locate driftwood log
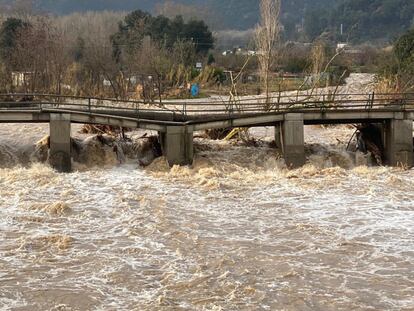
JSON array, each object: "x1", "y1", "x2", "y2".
[
  {"x1": 356, "y1": 124, "x2": 385, "y2": 165},
  {"x1": 80, "y1": 125, "x2": 131, "y2": 137},
  {"x1": 204, "y1": 128, "x2": 233, "y2": 140}
]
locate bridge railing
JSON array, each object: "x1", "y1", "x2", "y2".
[
  {"x1": 0, "y1": 93, "x2": 183, "y2": 115},
  {"x1": 164, "y1": 92, "x2": 414, "y2": 115},
  {"x1": 0, "y1": 92, "x2": 414, "y2": 118}
]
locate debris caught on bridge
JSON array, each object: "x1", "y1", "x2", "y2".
[
  {"x1": 79, "y1": 124, "x2": 131, "y2": 138},
  {"x1": 354, "y1": 124, "x2": 384, "y2": 165},
  {"x1": 204, "y1": 128, "x2": 233, "y2": 140},
  {"x1": 34, "y1": 133, "x2": 162, "y2": 168}
]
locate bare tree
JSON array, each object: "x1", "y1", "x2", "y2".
[
  {"x1": 53, "y1": 12, "x2": 127, "y2": 97},
  {"x1": 310, "y1": 41, "x2": 326, "y2": 77},
  {"x1": 12, "y1": 17, "x2": 49, "y2": 92},
  {"x1": 255, "y1": 0, "x2": 281, "y2": 109},
  {"x1": 136, "y1": 38, "x2": 172, "y2": 103},
  {"x1": 11, "y1": 17, "x2": 71, "y2": 93}
]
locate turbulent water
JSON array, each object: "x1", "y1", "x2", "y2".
[{"x1": 0, "y1": 121, "x2": 413, "y2": 311}]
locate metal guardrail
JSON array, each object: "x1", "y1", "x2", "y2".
[{"x1": 0, "y1": 93, "x2": 413, "y2": 119}]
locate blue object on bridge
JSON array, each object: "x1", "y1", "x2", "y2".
[{"x1": 191, "y1": 84, "x2": 199, "y2": 97}]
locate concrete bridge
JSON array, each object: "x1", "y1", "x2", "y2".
[{"x1": 0, "y1": 93, "x2": 413, "y2": 172}]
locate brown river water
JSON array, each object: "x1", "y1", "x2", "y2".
[{"x1": 0, "y1": 122, "x2": 413, "y2": 311}]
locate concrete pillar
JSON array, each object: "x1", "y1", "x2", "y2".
[
  {"x1": 282, "y1": 113, "x2": 306, "y2": 168},
  {"x1": 160, "y1": 126, "x2": 193, "y2": 167},
  {"x1": 274, "y1": 122, "x2": 282, "y2": 150},
  {"x1": 49, "y1": 114, "x2": 71, "y2": 172},
  {"x1": 385, "y1": 117, "x2": 413, "y2": 167}
]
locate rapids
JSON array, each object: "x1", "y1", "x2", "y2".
[{"x1": 0, "y1": 122, "x2": 413, "y2": 310}]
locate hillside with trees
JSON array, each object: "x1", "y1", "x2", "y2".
[
  {"x1": 303, "y1": 0, "x2": 414, "y2": 43},
  {"x1": 1, "y1": 0, "x2": 413, "y2": 43},
  {"x1": 8, "y1": 0, "x2": 336, "y2": 31}
]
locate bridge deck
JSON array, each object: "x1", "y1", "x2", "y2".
[
  {"x1": 1, "y1": 93, "x2": 413, "y2": 170},
  {"x1": 0, "y1": 93, "x2": 413, "y2": 131}
]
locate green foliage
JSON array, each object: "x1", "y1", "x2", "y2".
[
  {"x1": 377, "y1": 28, "x2": 414, "y2": 92},
  {"x1": 331, "y1": 0, "x2": 414, "y2": 43},
  {"x1": 303, "y1": 9, "x2": 329, "y2": 41},
  {"x1": 5, "y1": 0, "x2": 412, "y2": 43},
  {"x1": 207, "y1": 53, "x2": 215, "y2": 65},
  {"x1": 212, "y1": 67, "x2": 225, "y2": 84},
  {"x1": 394, "y1": 28, "x2": 414, "y2": 70},
  {"x1": 183, "y1": 19, "x2": 214, "y2": 54},
  {"x1": 284, "y1": 57, "x2": 310, "y2": 74},
  {"x1": 380, "y1": 29, "x2": 414, "y2": 77},
  {"x1": 2, "y1": 0, "x2": 337, "y2": 33},
  {"x1": 112, "y1": 10, "x2": 214, "y2": 61},
  {"x1": 300, "y1": 0, "x2": 414, "y2": 43},
  {"x1": 0, "y1": 18, "x2": 30, "y2": 67},
  {"x1": 196, "y1": 66, "x2": 225, "y2": 85}
]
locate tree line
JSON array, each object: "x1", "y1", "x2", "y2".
[
  {"x1": 0, "y1": 3, "x2": 412, "y2": 100},
  {"x1": 0, "y1": 10, "x2": 213, "y2": 99},
  {"x1": 1, "y1": 0, "x2": 412, "y2": 44}
]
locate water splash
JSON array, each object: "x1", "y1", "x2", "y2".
[{"x1": 0, "y1": 124, "x2": 412, "y2": 310}]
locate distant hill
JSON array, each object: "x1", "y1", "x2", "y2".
[
  {"x1": 208, "y1": 0, "x2": 338, "y2": 30},
  {"x1": 1, "y1": 0, "x2": 412, "y2": 42},
  {"x1": 2, "y1": 0, "x2": 338, "y2": 30},
  {"x1": 332, "y1": 0, "x2": 414, "y2": 43}
]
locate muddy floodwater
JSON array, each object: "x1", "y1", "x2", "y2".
[{"x1": 0, "y1": 122, "x2": 413, "y2": 311}]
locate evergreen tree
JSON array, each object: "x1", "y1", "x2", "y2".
[
  {"x1": 0, "y1": 18, "x2": 30, "y2": 68},
  {"x1": 112, "y1": 10, "x2": 214, "y2": 61}
]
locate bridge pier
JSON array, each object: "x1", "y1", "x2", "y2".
[
  {"x1": 280, "y1": 114, "x2": 306, "y2": 168},
  {"x1": 49, "y1": 114, "x2": 71, "y2": 173},
  {"x1": 274, "y1": 123, "x2": 282, "y2": 150},
  {"x1": 384, "y1": 116, "x2": 413, "y2": 167},
  {"x1": 159, "y1": 126, "x2": 193, "y2": 167}
]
